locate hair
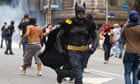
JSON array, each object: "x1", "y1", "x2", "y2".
[
  {"x1": 24, "y1": 14, "x2": 29, "y2": 19},
  {"x1": 11, "y1": 20, "x2": 15, "y2": 24},
  {"x1": 29, "y1": 18, "x2": 36, "y2": 25},
  {"x1": 4, "y1": 22, "x2": 7, "y2": 24},
  {"x1": 47, "y1": 23, "x2": 53, "y2": 28}
]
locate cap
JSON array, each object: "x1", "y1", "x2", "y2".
[{"x1": 129, "y1": 10, "x2": 139, "y2": 22}]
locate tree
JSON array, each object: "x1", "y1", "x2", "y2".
[
  {"x1": 135, "y1": 0, "x2": 140, "y2": 15},
  {"x1": 129, "y1": 0, "x2": 140, "y2": 15},
  {"x1": 0, "y1": 0, "x2": 12, "y2": 4}
]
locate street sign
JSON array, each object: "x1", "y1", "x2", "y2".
[
  {"x1": 51, "y1": 4, "x2": 59, "y2": 8},
  {"x1": 107, "y1": 13, "x2": 115, "y2": 18},
  {"x1": 122, "y1": 3, "x2": 129, "y2": 11},
  {"x1": 50, "y1": 4, "x2": 64, "y2": 11}
]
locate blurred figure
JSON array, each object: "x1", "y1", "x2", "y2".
[
  {"x1": 121, "y1": 10, "x2": 140, "y2": 84},
  {"x1": 99, "y1": 27, "x2": 105, "y2": 49},
  {"x1": 110, "y1": 23, "x2": 121, "y2": 58},
  {"x1": 41, "y1": 23, "x2": 53, "y2": 46},
  {"x1": 18, "y1": 14, "x2": 30, "y2": 57},
  {"x1": 1, "y1": 22, "x2": 7, "y2": 48},
  {"x1": 119, "y1": 24, "x2": 126, "y2": 58},
  {"x1": 83, "y1": 14, "x2": 98, "y2": 72},
  {"x1": 18, "y1": 14, "x2": 32, "y2": 68},
  {"x1": 4, "y1": 20, "x2": 15, "y2": 55}
]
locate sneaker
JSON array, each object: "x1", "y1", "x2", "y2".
[
  {"x1": 104, "y1": 61, "x2": 108, "y2": 64},
  {"x1": 9, "y1": 52, "x2": 14, "y2": 55},
  {"x1": 37, "y1": 71, "x2": 42, "y2": 76},
  {"x1": 64, "y1": 77, "x2": 70, "y2": 81},
  {"x1": 84, "y1": 68, "x2": 90, "y2": 73},
  {"x1": 4, "y1": 52, "x2": 8, "y2": 55},
  {"x1": 19, "y1": 66, "x2": 23, "y2": 70},
  {"x1": 69, "y1": 79, "x2": 75, "y2": 83},
  {"x1": 19, "y1": 67, "x2": 26, "y2": 74}
]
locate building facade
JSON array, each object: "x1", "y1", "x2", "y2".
[
  {"x1": 45, "y1": 0, "x2": 129, "y2": 26},
  {"x1": 26, "y1": 0, "x2": 129, "y2": 26}
]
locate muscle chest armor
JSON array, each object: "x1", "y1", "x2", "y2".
[{"x1": 67, "y1": 24, "x2": 90, "y2": 46}]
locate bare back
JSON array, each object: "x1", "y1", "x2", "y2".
[{"x1": 26, "y1": 25, "x2": 43, "y2": 43}]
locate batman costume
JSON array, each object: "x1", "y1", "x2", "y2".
[{"x1": 39, "y1": 2, "x2": 97, "y2": 84}]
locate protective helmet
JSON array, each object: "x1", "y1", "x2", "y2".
[
  {"x1": 129, "y1": 10, "x2": 139, "y2": 22},
  {"x1": 75, "y1": 2, "x2": 86, "y2": 16},
  {"x1": 104, "y1": 24, "x2": 111, "y2": 32}
]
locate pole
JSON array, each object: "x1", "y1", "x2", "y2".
[
  {"x1": 105, "y1": 0, "x2": 109, "y2": 24},
  {"x1": 47, "y1": 0, "x2": 51, "y2": 24}
]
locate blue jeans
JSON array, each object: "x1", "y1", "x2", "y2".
[
  {"x1": 22, "y1": 40, "x2": 28, "y2": 57},
  {"x1": 123, "y1": 52, "x2": 140, "y2": 84}
]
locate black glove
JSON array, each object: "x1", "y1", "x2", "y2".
[{"x1": 88, "y1": 48, "x2": 96, "y2": 54}]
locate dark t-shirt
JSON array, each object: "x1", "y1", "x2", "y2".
[
  {"x1": 18, "y1": 21, "x2": 30, "y2": 37},
  {"x1": 104, "y1": 33, "x2": 111, "y2": 45},
  {"x1": 5, "y1": 24, "x2": 15, "y2": 40},
  {"x1": 1, "y1": 25, "x2": 7, "y2": 38}
]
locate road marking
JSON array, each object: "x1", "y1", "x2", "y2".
[
  {"x1": 89, "y1": 69, "x2": 123, "y2": 80},
  {"x1": 83, "y1": 77, "x2": 113, "y2": 84}
]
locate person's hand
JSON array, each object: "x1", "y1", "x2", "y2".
[
  {"x1": 46, "y1": 28, "x2": 50, "y2": 34},
  {"x1": 19, "y1": 41, "x2": 22, "y2": 48}
]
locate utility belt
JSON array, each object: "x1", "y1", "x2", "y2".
[{"x1": 67, "y1": 45, "x2": 89, "y2": 51}]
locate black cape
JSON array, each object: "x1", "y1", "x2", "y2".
[
  {"x1": 38, "y1": 28, "x2": 68, "y2": 70},
  {"x1": 138, "y1": 68, "x2": 140, "y2": 80}
]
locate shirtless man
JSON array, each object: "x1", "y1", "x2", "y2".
[{"x1": 19, "y1": 18, "x2": 43, "y2": 76}]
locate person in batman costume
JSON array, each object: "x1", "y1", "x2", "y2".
[
  {"x1": 55, "y1": 2, "x2": 97, "y2": 84},
  {"x1": 39, "y1": 2, "x2": 97, "y2": 84}
]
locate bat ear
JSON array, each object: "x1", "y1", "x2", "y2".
[{"x1": 83, "y1": 2, "x2": 86, "y2": 8}]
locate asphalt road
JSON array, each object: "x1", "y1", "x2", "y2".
[{"x1": 0, "y1": 48, "x2": 127, "y2": 84}]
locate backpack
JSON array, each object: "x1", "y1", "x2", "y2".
[{"x1": 4, "y1": 27, "x2": 11, "y2": 36}]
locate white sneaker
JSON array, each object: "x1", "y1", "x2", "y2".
[
  {"x1": 37, "y1": 71, "x2": 42, "y2": 76},
  {"x1": 104, "y1": 61, "x2": 109, "y2": 64},
  {"x1": 19, "y1": 67, "x2": 26, "y2": 74},
  {"x1": 84, "y1": 68, "x2": 90, "y2": 73},
  {"x1": 64, "y1": 77, "x2": 70, "y2": 81}
]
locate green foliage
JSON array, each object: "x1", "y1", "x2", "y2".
[
  {"x1": 0, "y1": 0, "x2": 11, "y2": 4},
  {"x1": 122, "y1": 0, "x2": 130, "y2": 4},
  {"x1": 135, "y1": 0, "x2": 140, "y2": 15},
  {"x1": 135, "y1": 0, "x2": 140, "y2": 6}
]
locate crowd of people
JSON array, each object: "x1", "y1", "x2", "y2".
[
  {"x1": 99, "y1": 23, "x2": 124, "y2": 64},
  {"x1": 98, "y1": 10, "x2": 140, "y2": 84},
  {"x1": 0, "y1": 2, "x2": 140, "y2": 84}
]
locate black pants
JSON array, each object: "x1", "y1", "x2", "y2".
[
  {"x1": 68, "y1": 50, "x2": 88, "y2": 84},
  {"x1": 5, "y1": 38, "x2": 13, "y2": 53},
  {"x1": 1, "y1": 36, "x2": 5, "y2": 48},
  {"x1": 103, "y1": 43, "x2": 111, "y2": 61}
]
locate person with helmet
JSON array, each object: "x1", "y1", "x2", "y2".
[
  {"x1": 102, "y1": 23, "x2": 112, "y2": 64},
  {"x1": 55, "y1": 2, "x2": 97, "y2": 84}
]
